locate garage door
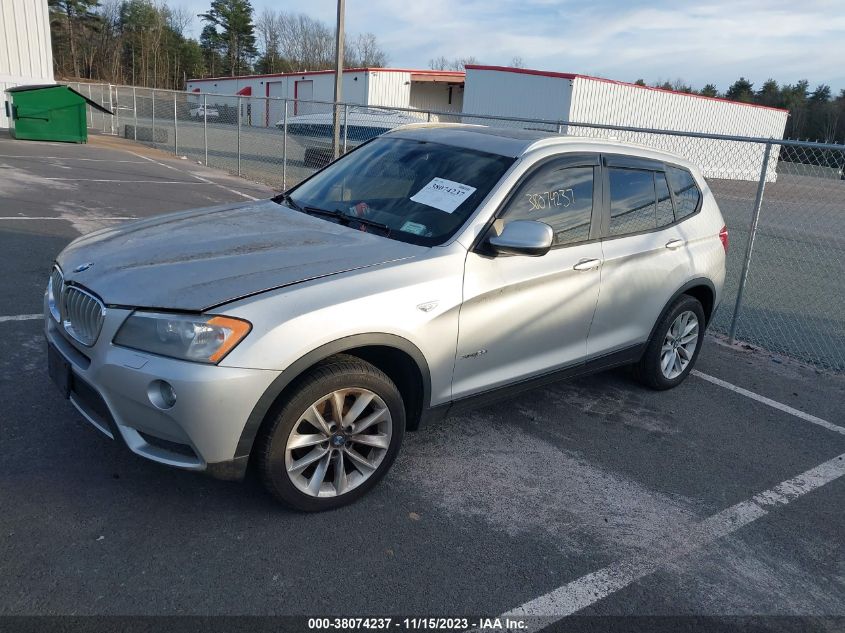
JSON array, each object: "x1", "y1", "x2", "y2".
[{"x1": 295, "y1": 80, "x2": 314, "y2": 115}]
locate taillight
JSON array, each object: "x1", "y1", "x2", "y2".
[{"x1": 719, "y1": 225, "x2": 729, "y2": 253}]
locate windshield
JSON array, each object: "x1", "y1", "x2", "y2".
[{"x1": 281, "y1": 136, "x2": 515, "y2": 246}]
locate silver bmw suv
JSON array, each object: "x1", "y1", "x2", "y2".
[{"x1": 45, "y1": 125, "x2": 727, "y2": 511}]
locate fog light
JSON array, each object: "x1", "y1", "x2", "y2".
[{"x1": 148, "y1": 380, "x2": 176, "y2": 409}]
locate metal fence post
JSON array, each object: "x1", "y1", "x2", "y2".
[
  {"x1": 113, "y1": 86, "x2": 119, "y2": 136},
  {"x1": 101, "y1": 84, "x2": 107, "y2": 133},
  {"x1": 728, "y1": 142, "x2": 773, "y2": 343},
  {"x1": 132, "y1": 86, "x2": 137, "y2": 141},
  {"x1": 173, "y1": 92, "x2": 178, "y2": 155},
  {"x1": 237, "y1": 96, "x2": 242, "y2": 176},
  {"x1": 282, "y1": 99, "x2": 288, "y2": 191},
  {"x1": 152, "y1": 89, "x2": 156, "y2": 145},
  {"x1": 86, "y1": 84, "x2": 93, "y2": 128},
  {"x1": 203, "y1": 94, "x2": 208, "y2": 165},
  {"x1": 342, "y1": 104, "x2": 349, "y2": 154}
]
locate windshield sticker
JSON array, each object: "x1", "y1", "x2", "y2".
[
  {"x1": 410, "y1": 178, "x2": 477, "y2": 214},
  {"x1": 400, "y1": 221, "x2": 430, "y2": 236}
]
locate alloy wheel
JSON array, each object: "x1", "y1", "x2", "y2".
[
  {"x1": 660, "y1": 310, "x2": 699, "y2": 379},
  {"x1": 284, "y1": 388, "x2": 392, "y2": 498}
]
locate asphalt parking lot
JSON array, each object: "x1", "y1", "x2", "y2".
[{"x1": 0, "y1": 131, "x2": 843, "y2": 629}]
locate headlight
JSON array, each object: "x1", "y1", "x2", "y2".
[{"x1": 113, "y1": 312, "x2": 251, "y2": 364}]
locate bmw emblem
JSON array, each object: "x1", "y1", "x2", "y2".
[{"x1": 73, "y1": 262, "x2": 94, "y2": 273}]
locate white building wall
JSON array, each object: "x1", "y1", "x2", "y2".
[
  {"x1": 408, "y1": 82, "x2": 463, "y2": 115},
  {"x1": 1, "y1": 0, "x2": 54, "y2": 127},
  {"x1": 569, "y1": 76, "x2": 789, "y2": 181},
  {"x1": 462, "y1": 68, "x2": 572, "y2": 127},
  {"x1": 367, "y1": 71, "x2": 411, "y2": 109},
  {"x1": 187, "y1": 70, "x2": 372, "y2": 127}
]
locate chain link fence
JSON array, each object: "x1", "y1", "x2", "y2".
[{"x1": 64, "y1": 81, "x2": 845, "y2": 373}]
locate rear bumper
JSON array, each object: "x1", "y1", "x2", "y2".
[{"x1": 45, "y1": 306, "x2": 278, "y2": 480}]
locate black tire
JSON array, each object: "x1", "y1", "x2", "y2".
[
  {"x1": 256, "y1": 354, "x2": 405, "y2": 511},
  {"x1": 634, "y1": 294, "x2": 706, "y2": 390},
  {"x1": 304, "y1": 148, "x2": 332, "y2": 169}
]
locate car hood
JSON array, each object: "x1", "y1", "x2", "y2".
[{"x1": 57, "y1": 199, "x2": 426, "y2": 311}]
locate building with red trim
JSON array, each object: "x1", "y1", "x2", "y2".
[
  {"x1": 186, "y1": 68, "x2": 465, "y2": 128},
  {"x1": 463, "y1": 65, "x2": 789, "y2": 181},
  {"x1": 186, "y1": 63, "x2": 789, "y2": 180}
]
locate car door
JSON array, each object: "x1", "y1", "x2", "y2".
[
  {"x1": 452, "y1": 154, "x2": 604, "y2": 399},
  {"x1": 586, "y1": 155, "x2": 691, "y2": 358}
]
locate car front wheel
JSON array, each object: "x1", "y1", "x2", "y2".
[
  {"x1": 256, "y1": 354, "x2": 405, "y2": 511},
  {"x1": 635, "y1": 294, "x2": 705, "y2": 390}
]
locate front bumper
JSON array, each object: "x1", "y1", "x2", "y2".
[{"x1": 45, "y1": 303, "x2": 278, "y2": 480}]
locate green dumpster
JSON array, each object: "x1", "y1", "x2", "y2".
[{"x1": 4, "y1": 84, "x2": 113, "y2": 143}]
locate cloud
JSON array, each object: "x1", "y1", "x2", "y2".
[{"x1": 186, "y1": 0, "x2": 845, "y2": 91}]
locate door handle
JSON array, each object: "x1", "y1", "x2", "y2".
[
  {"x1": 665, "y1": 239, "x2": 685, "y2": 250},
  {"x1": 573, "y1": 258, "x2": 602, "y2": 271}
]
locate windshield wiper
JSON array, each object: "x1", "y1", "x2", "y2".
[
  {"x1": 273, "y1": 191, "x2": 302, "y2": 211},
  {"x1": 303, "y1": 206, "x2": 345, "y2": 220},
  {"x1": 347, "y1": 215, "x2": 392, "y2": 236},
  {"x1": 303, "y1": 206, "x2": 391, "y2": 236}
]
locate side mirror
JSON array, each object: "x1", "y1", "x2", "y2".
[{"x1": 486, "y1": 220, "x2": 554, "y2": 257}]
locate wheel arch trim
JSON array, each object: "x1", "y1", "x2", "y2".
[
  {"x1": 234, "y1": 333, "x2": 432, "y2": 460},
  {"x1": 646, "y1": 277, "x2": 716, "y2": 347}
]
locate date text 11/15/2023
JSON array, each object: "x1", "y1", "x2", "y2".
[{"x1": 306, "y1": 616, "x2": 528, "y2": 630}]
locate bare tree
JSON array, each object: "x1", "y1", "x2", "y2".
[
  {"x1": 346, "y1": 33, "x2": 388, "y2": 67},
  {"x1": 428, "y1": 56, "x2": 479, "y2": 71},
  {"x1": 256, "y1": 7, "x2": 283, "y2": 72},
  {"x1": 509, "y1": 56, "x2": 525, "y2": 68},
  {"x1": 428, "y1": 56, "x2": 450, "y2": 70},
  {"x1": 167, "y1": 5, "x2": 193, "y2": 36}
]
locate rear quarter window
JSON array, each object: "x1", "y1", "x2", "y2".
[{"x1": 666, "y1": 166, "x2": 702, "y2": 220}]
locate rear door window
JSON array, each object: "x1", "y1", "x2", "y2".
[
  {"x1": 666, "y1": 166, "x2": 702, "y2": 220},
  {"x1": 607, "y1": 168, "x2": 657, "y2": 236}
]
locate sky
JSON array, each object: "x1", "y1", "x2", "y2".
[{"x1": 178, "y1": 0, "x2": 845, "y2": 93}]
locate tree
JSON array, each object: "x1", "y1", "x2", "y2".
[
  {"x1": 510, "y1": 56, "x2": 525, "y2": 68},
  {"x1": 199, "y1": 24, "x2": 224, "y2": 77},
  {"x1": 810, "y1": 84, "x2": 832, "y2": 103},
  {"x1": 634, "y1": 78, "x2": 646, "y2": 86},
  {"x1": 808, "y1": 84, "x2": 835, "y2": 141},
  {"x1": 199, "y1": 0, "x2": 257, "y2": 77},
  {"x1": 757, "y1": 79, "x2": 780, "y2": 107},
  {"x1": 781, "y1": 80, "x2": 809, "y2": 138},
  {"x1": 255, "y1": 8, "x2": 283, "y2": 73},
  {"x1": 346, "y1": 33, "x2": 388, "y2": 68},
  {"x1": 49, "y1": 0, "x2": 101, "y2": 78},
  {"x1": 725, "y1": 77, "x2": 754, "y2": 103},
  {"x1": 428, "y1": 56, "x2": 479, "y2": 71},
  {"x1": 700, "y1": 84, "x2": 718, "y2": 97}
]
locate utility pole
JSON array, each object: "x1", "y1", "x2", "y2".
[{"x1": 332, "y1": 0, "x2": 345, "y2": 160}]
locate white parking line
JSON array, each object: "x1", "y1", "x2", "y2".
[
  {"x1": 502, "y1": 452, "x2": 845, "y2": 629},
  {"x1": 129, "y1": 152, "x2": 259, "y2": 201},
  {"x1": 0, "y1": 314, "x2": 41, "y2": 323},
  {"x1": 0, "y1": 154, "x2": 146, "y2": 163},
  {"x1": 691, "y1": 370, "x2": 845, "y2": 436},
  {"x1": 42, "y1": 177, "x2": 217, "y2": 184},
  {"x1": 0, "y1": 217, "x2": 136, "y2": 220}
]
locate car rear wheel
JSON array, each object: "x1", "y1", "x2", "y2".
[
  {"x1": 256, "y1": 354, "x2": 405, "y2": 511},
  {"x1": 635, "y1": 294, "x2": 705, "y2": 390}
]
